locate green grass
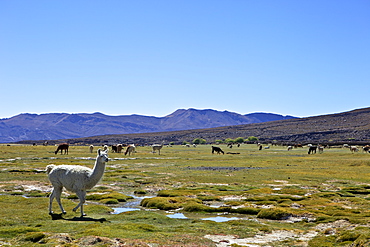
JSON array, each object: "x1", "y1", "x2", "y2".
[{"x1": 1, "y1": 144, "x2": 370, "y2": 246}]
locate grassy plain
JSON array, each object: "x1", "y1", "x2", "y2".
[{"x1": 1, "y1": 144, "x2": 370, "y2": 246}]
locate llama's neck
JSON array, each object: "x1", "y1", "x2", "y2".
[{"x1": 86, "y1": 157, "x2": 106, "y2": 188}]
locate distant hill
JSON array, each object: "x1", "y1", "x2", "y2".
[
  {"x1": 0, "y1": 109, "x2": 296, "y2": 143},
  {"x1": 44, "y1": 107, "x2": 370, "y2": 146}
]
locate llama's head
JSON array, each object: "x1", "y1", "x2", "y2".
[{"x1": 97, "y1": 149, "x2": 109, "y2": 162}]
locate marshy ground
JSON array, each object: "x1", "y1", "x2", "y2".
[{"x1": 1, "y1": 144, "x2": 370, "y2": 246}]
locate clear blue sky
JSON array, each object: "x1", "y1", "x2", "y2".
[{"x1": 1, "y1": 0, "x2": 369, "y2": 119}]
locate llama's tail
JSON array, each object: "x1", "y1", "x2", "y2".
[{"x1": 46, "y1": 164, "x2": 56, "y2": 174}]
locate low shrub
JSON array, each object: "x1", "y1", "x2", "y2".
[
  {"x1": 99, "y1": 199, "x2": 119, "y2": 204},
  {"x1": 134, "y1": 190, "x2": 147, "y2": 195},
  {"x1": 232, "y1": 207, "x2": 260, "y2": 215},
  {"x1": 22, "y1": 232, "x2": 46, "y2": 243},
  {"x1": 198, "y1": 196, "x2": 220, "y2": 201},
  {"x1": 86, "y1": 192, "x2": 133, "y2": 202},
  {"x1": 257, "y1": 208, "x2": 291, "y2": 220},
  {"x1": 182, "y1": 202, "x2": 213, "y2": 212},
  {"x1": 141, "y1": 197, "x2": 181, "y2": 210},
  {"x1": 336, "y1": 230, "x2": 361, "y2": 242}
]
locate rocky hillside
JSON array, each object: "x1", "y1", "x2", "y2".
[{"x1": 0, "y1": 109, "x2": 295, "y2": 143}]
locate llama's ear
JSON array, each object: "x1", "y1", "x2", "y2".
[{"x1": 98, "y1": 148, "x2": 101, "y2": 155}]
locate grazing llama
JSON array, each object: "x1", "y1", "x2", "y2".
[
  {"x1": 308, "y1": 146, "x2": 317, "y2": 154},
  {"x1": 116, "y1": 144, "x2": 123, "y2": 153},
  {"x1": 212, "y1": 146, "x2": 224, "y2": 154},
  {"x1": 89, "y1": 145, "x2": 94, "y2": 153},
  {"x1": 125, "y1": 144, "x2": 136, "y2": 156},
  {"x1": 55, "y1": 143, "x2": 69, "y2": 155},
  {"x1": 46, "y1": 149, "x2": 109, "y2": 217}
]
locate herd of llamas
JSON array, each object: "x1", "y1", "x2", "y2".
[{"x1": 48, "y1": 142, "x2": 369, "y2": 217}]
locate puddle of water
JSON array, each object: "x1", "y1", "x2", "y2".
[
  {"x1": 111, "y1": 195, "x2": 153, "y2": 214},
  {"x1": 202, "y1": 216, "x2": 239, "y2": 222},
  {"x1": 112, "y1": 207, "x2": 140, "y2": 214},
  {"x1": 166, "y1": 213, "x2": 188, "y2": 219},
  {"x1": 166, "y1": 213, "x2": 239, "y2": 222}
]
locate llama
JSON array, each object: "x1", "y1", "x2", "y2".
[
  {"x1": 152, "y1": 142, "x2": 164, "y2": 155},
  {"x1": 308, "y1": 146, "x2": 317, "y2": 154},
  {"x1": 89, "y1": 145, "x2": 94, "y2": 153},
  {"x1": 55, "y1": 143, "x2": 69, "y2": 155},
  {"x1": 46, "y1": 149, "x2": 109, "y2": 217},
  {"x1": 111, "y1": 145, "x2": 118, "y2": 153},
  {"x1": 125, "y1": 144, "x2": 135, "y2": 156},
  {"x1": 350, "y1": 146, "x2": 359, "y2": 153},
  {"x1": 287, "y1": 146, "x2": 293, "y2": 151},
  {"x1": 318, "y1": 145, "x2": 324, "y2": 154},
  {"x1": 212, "y1": 146, "x2": 224, "y2": 154},
  {"x1": 116, "y1": 144, "x2": 123, "y2": 153}
]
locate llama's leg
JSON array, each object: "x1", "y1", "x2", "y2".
[
  {"x1": 55, "y1": 187, "x2": 66, "y2": 214},
  {"x1": 73, "y1": 190, "x2": 87, "y2": 217},
  {"x1": 50, "y1": 186, "x2": 66, "y2": 214},
  {"x1": 49, "y1": 188, "x2": 56, "y2": 214}
]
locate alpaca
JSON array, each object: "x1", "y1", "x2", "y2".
[
  {"x1": 125, "y1": 144, "x2": 135, "y2": 156},
  {"x1": 89, "y1": 145, "x2": 94, "y2": 153},
  {"x1": 152, "y1": 142, "x2": 164, "y2": 155},
  {"x1": 55, "y1": 143, "x2": 69, "y2": 155},
  {"x1": 46, "y1": 149, "x2": 109, "y2": 217}
]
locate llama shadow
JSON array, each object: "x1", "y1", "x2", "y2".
[{"x1": 49, "y1": 213, "x2": 107, "y2": 223}]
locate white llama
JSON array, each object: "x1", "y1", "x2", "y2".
[{"x1": 46, "y1": 149, "x2": 109, "y2": 217}]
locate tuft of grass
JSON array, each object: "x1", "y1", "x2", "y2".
[
  {"x1": 257, "y1": 208, "x2": 292, "y2": 220},
  {"x1": 182, "y1": 201, "x2": 215, "y2": 212},
  {"x1": 22, "y1": 232, "x2": 46, "y2": 243},
  {"x1": 0, "y1": 227, "x2": 41, "y2": 239},
  {"x1": 141, "y1": 197, "x2": 185, "y2": 210}
]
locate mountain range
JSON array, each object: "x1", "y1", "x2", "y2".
[
  {"x1": 61, "y1": 107, "x2": 370, "y2": 146},
  {"x1": 0, "y1": 109, "x2": 296, "y2": 143}
]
